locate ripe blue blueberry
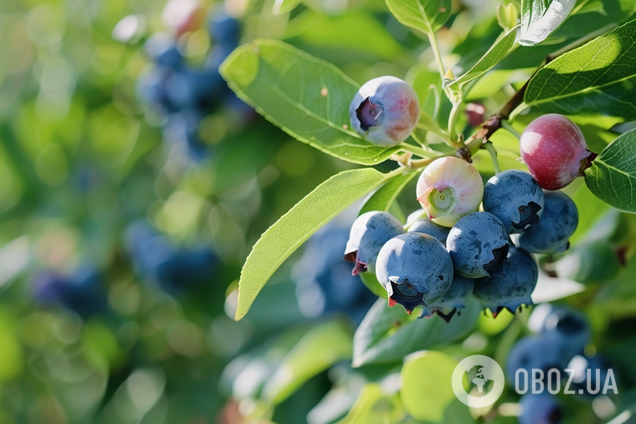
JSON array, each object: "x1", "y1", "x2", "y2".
[
  {"x1": 344, "y1": 211, "x2": 404, "y2": 275},
  {"x1": 419, "y1": 275, "x2": 474, "y2": 322},
  {"x1": 145, "y1": 36, "x2": 183, "y2": 70},
  {"x1": 516, "y1": 191, "x2": 578, "y2": 254},
  {"x1": 349, "y1": 76, "x2": 420, "y2": 147},
  {"x1": 446, "y1": 212, "x2": 509, "y2": 278},
  {"x1": 406, "y1": 209, "x2": 451, "y2": 244},
  {"x1": 483, "y1": 170, "x2": 544, "y2": 234},
  {"x1": 528, "y1": 304, "x2": 590, "y2": 357},
  {"x1": 473, "y1": 246, "x2": 538, "y2": 314},
  {"x1": 375, "y1": 232, "x2": 454, "y2": 314},
  {"x1": 506, "y1": 335, "x2": 574, "y2": 383},
  {"x1": 293, "y1": 223, "x2": 377, "y2": 324},
  {"x1": 209, "y1": 11, "x2": 241, "y2": 47},
  {"x1": 519, "y1": 393, "x2": 564, "y2": 424},
  {"x1": 124, "y1": 221, "x2": 216, "y2": 293},
  {"x1": 32, "y1": 266, "x2": 106, "y2": 318}
]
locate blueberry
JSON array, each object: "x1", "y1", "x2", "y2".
[
  {"x1": 416, "y1": 157, "x2": 484, "y2": 227},
  {"x1": 516, "y1": 191, "x2": 578, "y2": 254},
  {"x1": 446, "y1": 212, "x2": 509, "y2": 278},
  {"x1": 165, "y1": 68, "x2": 226, "y2": 112},
  {"x1": 519, "y1": 393, "x2": 564, "y2": 424},
  {"x1": 349, "y1": 76, "x2": 419, "y2": 147},
  {"x1": 144, "y1": 35, "x2": 183, "y2": 70},
  {"x1": 506, "y1": 335, "x2": 574, "y2": 383},
  {"x1": 406, "y1": 209, "x2": 451, "y2": 244},
  {"x1": 32, "y1": 266, "x2": 107, "y2": 318},
  {"x1": 375, "y1": 232, "x2": 454, "y2": 314},
  {"x1": 293, "y1": 223, "x2": 377, "y2": 323},
  {"x1": 419, "y1": 275, "x2": 474, "y2": 322},
  {"x1": 163, "y1": 109, "x2": 208, "y2": 160},
  {"x1": 344, "y1": 211, "x2": 404, "y2": 275},
  {"x1": 483, "y1": 170, "x2": 544, "y2": 234},
  {"x1": 473, "y1": 246, "x2": 538, "y2": 314},
  {"x1": 528, "y1": 304, "x2": 590, "y2": 357},
  {"x1": 567, "y1": 354, "x2": 616, "y2": 398},
  {"x1": 209, "y1": 11, "x2": 240, "y2": 47},
  {"x1": 123, "y1": 221, "x2": 216, "y2": 293}
]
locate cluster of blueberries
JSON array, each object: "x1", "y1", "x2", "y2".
[
  {"x1": 32, "y1": 266, "x2": 107, "y2": 318},
  {"x1": 137, "y1": 11, "x2": 243, "y2": 159},
  {"x1": 292, "y1": 222, "x2": 377, "y2": 324},
  {"x1": 30, "y1": 222, "x2": 217, "y2": 318},
  {"x1": 123, "y1": 221, "x2": 217, "y2": 294},
  {"x1": 343, "y1": 164, "x2": 578, "y2": 321},
  {"x1": 512, "y1": 304, "x2": 615, "y2": 424}
]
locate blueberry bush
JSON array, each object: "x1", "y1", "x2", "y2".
[{"x1": 2, "y1": 0, "x2": 636, "y2": 423}]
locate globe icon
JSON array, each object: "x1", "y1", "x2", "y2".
[{"x1": 465, "y1": 364, "x2": 494, "y2": 396}]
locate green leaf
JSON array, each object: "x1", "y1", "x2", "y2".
[
  {"x1": 524, "y1": 19, "x2": 636, "y2": 119},
  {"x1": 234, "y1": 168, "x2": 402, "y2": 320},
  {"x1": 444, "y1": 26, "x2": 519, "y2": 89},
  {"x1": 336, "y1": 384, "x2": 404, "y2": 424},
  {"x1": 273, "y1": 0, "x2": 302, "y2": 14},
  {"x1": 263, "y1": 320, "x2": 353, "y2": 404},
  {"x1": 287, "y1": 12, "x2": 404, "y2": 59},
  {"x1": 519, "y1": 0, "x2": 576, "y2": 46},
  {"x1": 385, "y1": 0, "x2": 452, "y2": 35},
  {"x1": 400, "y1": 351, "x2": 458, "y2": 422},
  {"x1": 359, "y1": 171, "x2": 417, "y2": 215},
  {"x1": 220, "y1": 39, "x2": 399, "y2": 165},
  {"x1": 353, "y1": 297, "x2": 481, "y2": 366},
  {"x1": 585, "y1": 128, "x2": 636, "y2": 213}
]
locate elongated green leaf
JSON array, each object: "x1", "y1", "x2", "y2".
[
  {"x1": 444, "y1": 26, "x2": 519, "y2": 89},
  {"x1": 353, "y1": 297, "x2": 480, "y2": 366},
  {"x1": 385, "y1": 0, "x2": 451, "y2": 35},
  {"x1": 401, "y1": 351, "x2": 458, "y2": 422},
  {"x1": 525, "y1": 19, "x2": 636, "y2": 119},
  {"x1": 519, "y1": 0, "x2": 576, "y2": 46},
  {"x1": 235, "y1": 168, "x2": 402, "y2": 320},
  {"x1": 359, "y1": 171, "x2": 417, "y2": 215},
  {"x1": 263, "y1": 320, "x2": 352, "y2": 404},
  {"x1": 220, "y1": 39, "x2": 398, "y2": 165},
  {"x1": 585, "y1": 128, "x2": 636, "y2": 213}
]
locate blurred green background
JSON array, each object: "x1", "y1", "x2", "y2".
[{"x1": 2, "y1": 0, "x2": 636, "y2": 423}]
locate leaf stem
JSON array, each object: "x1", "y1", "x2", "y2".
[
  {"x1": 447, "y1": 101, "x2": 463, "y2": 144},
  {"x1": 501, "y1": 121, "x2": 520, "y2": 139},
  {"x1": 427, "y1": 31, "x2": 446, "y2": 81},
  {"x1": 484, "y1": 142, "x2": 501, "y2": 174}
]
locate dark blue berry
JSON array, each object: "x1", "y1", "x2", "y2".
[
  {"x1": 407, "y1": 209, "x2": 451, "y2": 244},
  {"x1": 446, "y1": 212, "x2": 509, "y2": 278},
  {"x1": 519, "y1": 393, "x2": 563, "y2": 424},
  {"x1": 528, "y1": 304, "x2": 590, "y2": 358},
  {"x1": 419, "y1": 275, "x2": 474, "y2": 321},
  {"x1": 344, "y1": 211, "x2": 404, "y2": 275},
  {"x1": 473, "y1": 246, "x2": 537, "y2": 314},
  {"x1": 516, "y1": 191, "x2": 578, "y2": 254},
  {"x1": 483, "y1": 170, "x2": 544, "y2": 234},
  {"x1": 209, "y1": 11, "x2": 240, "y2": 47},
  {"x1": 506, "y1": 335, "x2": 573, "y2": 383},
  {"x1": 375, "y1": 233, "x2": 454, "y2": 314}
]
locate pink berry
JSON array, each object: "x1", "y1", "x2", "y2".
[
  {"x1": 520, "y1": 114, "x2": 596, "y2": 190},
  {"x1": 349, "y1": 76, "x2": 420, "y2": 147},
  {"x1": 416, "y1": 157, "x2": 484, "y2": 228}
]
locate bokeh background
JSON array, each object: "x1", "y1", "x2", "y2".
[{"x1": 2, "y1": 0, "x2": 636, "y2": 423}]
